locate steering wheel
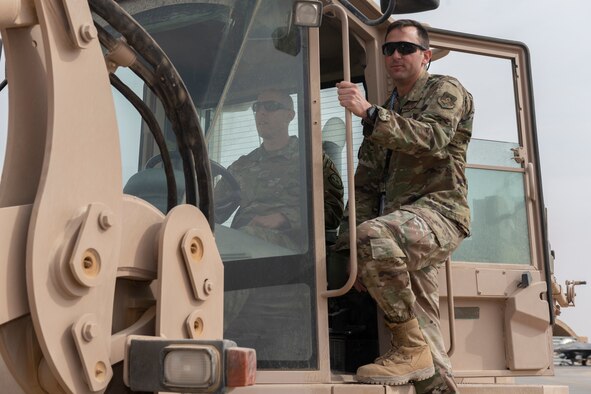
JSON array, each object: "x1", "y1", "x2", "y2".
[
  {"x1": 144, "y1": 153, "x2": 241, "y2": 222},
  {"x1": 210, "y1": 160, "x2": 241, "y2": 223},
  {"x1": 145, "y1": 151, "x2": 181, "y2": 169}
]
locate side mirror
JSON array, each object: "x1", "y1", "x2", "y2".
[
  {"x1": 338, "y1": 0, "x2": 439, "y2": 27},
  {"x1": 380, "y1": 0, "x2": 440, "y2": 14},
  {"x1": 272, "y1": 26, "x2": 301, "y2": 57}
]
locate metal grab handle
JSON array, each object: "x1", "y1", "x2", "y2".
[
  {"x1": 445, "y1": 257, "x2": 456, "y2": 356},
  {"x1": 322, "y1": 3, "x2": 357, "y2": 298}
]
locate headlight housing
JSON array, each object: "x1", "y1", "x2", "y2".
[
  {"x1": 293, "y1": 1, "x2": 323, "y2": 27},
  {"x1": 125, "y1": 336, "x2": 256, "y2": 393}
]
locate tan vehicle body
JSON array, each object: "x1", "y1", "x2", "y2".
[{"x1": 0, "y1": 0, "x2": 580, "y2": 393}]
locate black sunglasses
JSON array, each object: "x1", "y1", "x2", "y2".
[
  {"x1": 252, "y1": 100, "x2": 289, "y2": 113},
  {"x1": 381, "y1": 41, "x2": 427, "y2": 57}
]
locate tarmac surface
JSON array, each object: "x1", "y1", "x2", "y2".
[{"x1": 515, "y1": 365, "x2": 591, "y2": 394}]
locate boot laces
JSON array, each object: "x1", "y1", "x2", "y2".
[{"x1": 374, "y1": 345, "x2": 411, "y2": 365}]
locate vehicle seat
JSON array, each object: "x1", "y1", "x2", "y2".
[
  {"x1": 322, "y1": 117, "x2": 345, "y2": 174},
  {"x1": 123, "y1": 168, "x2": 186, "y2": 213}
]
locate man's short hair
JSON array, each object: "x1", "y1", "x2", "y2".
[
  {"x1": 259, "y1": 89, "x2": 294, "y2": 112},
  {"x1": 385, "y1": 19, "x2": 429, "y2": 49}
]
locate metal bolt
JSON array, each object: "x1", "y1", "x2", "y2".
[
  {"x1": 203, "y1": 279, "x2": 213, "y2": 295},
  {"x1": 95, "y1": 361, "x2": 107, "y2": 382},
  {"x1": 83, "y1": 256, "x2": 94, "y2": 269},
  {"x1": 79, "y1": 24, "x2": 97, "y2": 43},
  {"x1": 98, "y1": 210, "x2": 114, "y2": 230},
  {"x1": 188, "y1": 237, "x2": 203, "y2": 262},
  {"x1": 193, "y1": 318, "x2": 204, "y2": 336},
  {"x1": 82, "y1": 322, "x2": 97, "y2": 342},
  {"x1": 81, "y1": 250, "x2": 101, "y2": 278}
]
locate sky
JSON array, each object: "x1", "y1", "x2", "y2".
[
  {"x1": 399, "y1": 0, "x2": 591, "y2": 338},
  {"x1": 1, "y1": 0, "x2": 590, "y2": 338}
]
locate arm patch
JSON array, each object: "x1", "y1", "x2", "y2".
[{"x1": 437, "y1": 92, "x2": 457, "y2": 109}]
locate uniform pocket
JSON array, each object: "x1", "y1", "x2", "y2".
[
  {"x1": 370, "y1": 238, "x2": 406, "y2": 260},
  {"x1": 409, "y1": 208, "x2": 463, "y2": 253}
]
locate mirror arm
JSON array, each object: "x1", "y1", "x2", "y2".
[{"x1": 337, "y1": 0, "x2": 396, "y2": 26}]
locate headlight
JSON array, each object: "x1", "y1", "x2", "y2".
[
  {"x1": 293, "y1": 1, "x2": 323, "y2": 27},
  {"x1": 125, "y1": 336, "x2": 256, "y2": 393},
  {"x1": 163, "y1": 345, "x2": 218, "y2": 388}
]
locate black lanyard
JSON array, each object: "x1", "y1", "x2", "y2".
[{"x1": 378, "y1": 90, "x2": 398, "y2": 216}]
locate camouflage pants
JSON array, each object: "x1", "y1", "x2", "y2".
[{"x1": 356, "y1": 207, "x2": 464, "y2": 393}]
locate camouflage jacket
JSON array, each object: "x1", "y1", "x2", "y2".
[
  {"x1": 340, "y1": 70, "x2": 474, "y2": 242},
  {"x1": 216, "y1": 135, "x2": 344, "y2": 231}
]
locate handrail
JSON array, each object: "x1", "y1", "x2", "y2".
[
  {"x1": 445, "y1": 257, "x2": 456, "y2": 356},
  {"x1": 321, "y1": 3, "x2": 357, "y2": 298}
]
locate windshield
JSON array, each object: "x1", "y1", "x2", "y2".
[{"x1": 115, "y1": 0, "x2": 318, "y2": 370}]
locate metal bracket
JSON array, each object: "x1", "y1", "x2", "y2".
[
  {"x1": 181, "y1": 228, "x2": 217, "y2": 301},
  {"x1": 565, "y1": 280, "x2": 587, "y2": 306},
  {"x1": 511, "y1": 146, "x2": 526, "y2": 164},
  {"x1": 60, "y1": 0, "x2": 97, "y2": 49},
  {"x1": 517, "y1": 271, "x2": 532, "y2": 288},
  {"x1": 71, "y1": 313, "x2": 113, "y2": 392},
  {"x1": 104, "y1": 38, "x2": 137, "y2": 73},
  {"x1": 156, "y1": 205, "x2": 224, "y2": 340},
  {"x1": 56, "y1": 203, "x2": 118, "y2": 297}
]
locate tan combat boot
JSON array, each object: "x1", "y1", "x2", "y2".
[{"x1": 356, "y1": 318, "x2": 435, "y2": 385}]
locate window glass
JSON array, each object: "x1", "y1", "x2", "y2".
[
  {"x1": 429, "y1": 50, "x2": 519, "y2": 143},
  {"x1": 430, "y1": 49, "x2": 531, "y2": 265},
  {"x1": 320, "y1": 85, "x2": 365, "y2": 204},
  {"x1": 453, "y1": 168, "x2": 531, "y2": 264},
  {"x1": 114, "y1": 0, "x2": 318, "y2": 370},
  {"x1": 205, "y1": 2, "x2": 317, "y2": 369},
  {"x1": 468, "y1": 138, "x2": 521, "y2": 168},
  {"x1": 211, "y1": 90, "x2": 307, "y2": 258},
  {"x1": 112, "y1": 68, "x2": 144, "y2": 185}
]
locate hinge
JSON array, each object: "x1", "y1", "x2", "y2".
[{"x1": 511, "y1": 146, "x2": 526, "y2": 164}]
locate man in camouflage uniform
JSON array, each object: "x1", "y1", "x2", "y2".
[
  {"x1": 215, "y1": 89, "x2": 344, "y2": 249},
  {"x1": 335, "y1": 20, "x2": 474, "y2": 393}
]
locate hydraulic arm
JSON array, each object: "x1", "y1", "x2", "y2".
[{"x1": 0, "y1": 1, "x2": 253, "y2": 393}]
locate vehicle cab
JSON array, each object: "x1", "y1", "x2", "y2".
[
  {"x1": 110, "y1": 0, "x2": 555, "y2": 390},
  {"x1": 0, "y1": 0, "x2": 558, "y2": 392}
]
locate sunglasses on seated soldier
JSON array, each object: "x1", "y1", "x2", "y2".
[
  {"x1": 252, "y1": 100, "x2": 290, "y2": 113},
  {"x1": 381, "y1": 41, "x2": 428, "y2": 56}
]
